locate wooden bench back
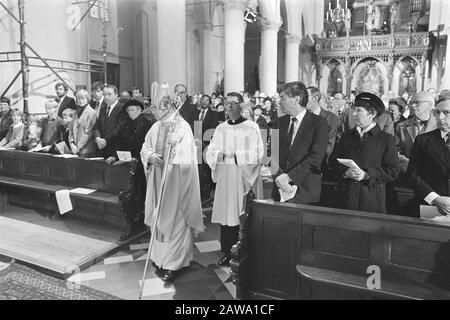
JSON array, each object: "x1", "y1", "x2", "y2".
[
  {"x1": 233, "y1": 197, "x2": 450, "y2": 300},
  {"x1": 0, "y1": 150, "x2": 132, "y2": 194}
]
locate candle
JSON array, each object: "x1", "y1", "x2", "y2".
[
  {"x1": 336, "y1": 0, "x2": 339, "y2": 7},
  {"x1": 329, "y1": 2, "x2": 331, "y2": 10},
  {"x1": 345, "y1": 0, "x2": 347, "y2": 9}
]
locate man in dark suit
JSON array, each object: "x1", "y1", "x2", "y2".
[
  {"x1": 174, "y1": 84, "x2": 196, "y2": 132},
  {"x1": 195, "y1": 94, "x2": 220, "y2": 201},
  {"x1": 272, "y1": 81, "x2": 328, "y2": 204},
  {"x1": 54, "y1": 82, "x2": 76, "y2": 118},
  {"x1": 90, "y1": 81, "x2": 105, "y2": 118},
  {"x1": 307, "y1": 87, "x2": 338, "y2": 162},
  {"x1": 407, "y1": 94, "x2": 450, "y2": 217},
  {"x1": 93, "y1": 84, "x2": 127, "y2": 159},
  {"x1": 253, "y1": 105, "x2": 269, "y2": 130}
]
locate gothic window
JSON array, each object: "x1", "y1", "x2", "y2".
[
  {"x1": 399, "y1": 57, "x2": 417, "y2": 96},
  {"x1": 328, "y1": 61, "x2": 343, "y2": 96},
  {"x1": 356, "y1": 59, "x2": 385, "y2": 96}
]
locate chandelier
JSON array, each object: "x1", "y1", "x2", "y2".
[{"x1": 326, "y1": 0, "x2": 350, "y2": 24}]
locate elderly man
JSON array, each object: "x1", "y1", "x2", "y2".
[
  {"x1": 395, "y1": 91, "x2": 436, "y2": 172},
  {"x1": 407, "y1": 93, "x2": 450, "y2": 217},
  {"x1": 174, "y1": 84, "x2": 196, "y2": 132}
]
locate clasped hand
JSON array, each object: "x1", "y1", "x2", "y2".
[
  {"x1": 149, "y1": 153, "x2": 164, "y2": 166},
  {"x1": 432, "y1": 196, "x2": 450, "y2": 216},
  {"x1": 344, "y1": 168, "x2": 366, "y2": 182},
  {"x1": 275, "y1": 173, "x2": 293, "y2": 193}
]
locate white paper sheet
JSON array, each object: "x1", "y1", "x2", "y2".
[
  {"x1": 69, "y1": 188, "x2": 97, "y2": 195},
  {"x1": 113, "y1": 151, "x2": 133, "y2": 166},
  {"x1": 337, "y1": 158, "x2": 361, "y2": 170},
  {"x1": 84, "y1": 157, "x2": 105, "y2": 161},
  {"x1": 420, "y1": 205, "x2": 450, "y2": 222},
  {"x1": 54, "y1": 154, "x2": 78, "y2": 158},
  {"x1": 278, "y1": 185, "x2": 298, "y2": 203},
  {"x1": 55, "y1": 190, "x2": 73, "y2": 215}
]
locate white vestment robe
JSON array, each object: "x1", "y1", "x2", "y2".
[
  {"x1": 206, "y1": 119, "x2": 264, "y2": 227},
  {"x1": 141, "y1": 113, "x2": 204, "y2": 270}
]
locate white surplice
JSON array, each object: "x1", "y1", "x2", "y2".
[
  {"x1": 140, "y1": 113, "x2": 204, "y2": 270},
  {"x1": 206, "y1": 119, "x2": 264, "y2": 227}
]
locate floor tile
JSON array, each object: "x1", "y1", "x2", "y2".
[
  {"x1": 194, "y1": 240, "x2": 221, "y2": 253},
  {"x1": 139, "y1": 278, "x2": 176, "y2": 297}
]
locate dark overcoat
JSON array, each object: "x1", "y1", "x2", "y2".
[{"x1": 330, "y1": 125, "x2": 400, "y2": 213}]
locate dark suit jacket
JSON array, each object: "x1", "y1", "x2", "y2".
[
  {"x1": 272, "y1": 111, "x2": 328, "y2": 204},
  {"x1": 319, "y1": 108, "x2": 338, "y2": 159},
  {"x1": 93, "y1": 101, "x2": 127, "y2": 158},
  {"x1": 55, "y1": 96, "x2": 76, "y2": 118},
  {"x1": 179, "y1": 100, "x2": 196, "y2": 133},
  {"x1": 407, "y1": 129, "x2": 450, "y2": 206},
  {"x1": 395, "y1": 115, "x2": 437, "y2": 158},
  {"x1": 254, "y1": 115, "x2": 269, "y2": 130},
  {"x1": 195, "y1": 108, "x2": 220, "y2": 145}
]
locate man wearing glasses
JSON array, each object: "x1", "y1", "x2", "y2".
[
  {"x1": 407, "y1": 92, "x2": 450, "y2": 217},
  {"x1": 174, "y1": 84, "x2": 196, "y2": 132},
  {"x1": 395, "y1": 91, "x2": 436, "y2": 173}
]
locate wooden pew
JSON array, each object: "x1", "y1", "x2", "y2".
[
  {"x1": 230, "y1": 191, "x2": 450, "y2": 300},
  {"x1": 0, "y1": 150, "x2": 136, "y2": 230}
]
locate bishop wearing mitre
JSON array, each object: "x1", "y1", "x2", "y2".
[
  {"x1": 206, "y1": 92, "x2": 264, "y2": 266},
  {"x1": 140, "y1": 82, "x2": 204, "y2": 282}
]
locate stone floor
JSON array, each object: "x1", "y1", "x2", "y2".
[{"x1": 72, "y1": 211, "x2": 236, "y2": 300}]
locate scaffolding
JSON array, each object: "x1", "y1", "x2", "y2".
[{"x1": 0, "y1": 0, "x2": 104, "y2": 114}]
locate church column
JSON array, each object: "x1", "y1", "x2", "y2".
[
  {"x1": 258, "y1": 0, "x2": 282, "y2": 96},
  {"x1": 156, "y1": 0, "x2": 187, "y2": 86},
  {"x1": 284, "y1": 35, "x2": 301, "y2": 83},
  {"x1": 284, "y1": 0, "x2": 302, "y2": 83},
  {"x1": 223, "y1": 0, "x2": 249, "y2": 94}
]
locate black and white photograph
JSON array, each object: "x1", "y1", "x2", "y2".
[{"x1": 0, "y1": 0, "x2": 450, "y2": 305}]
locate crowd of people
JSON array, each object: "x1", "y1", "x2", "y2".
[{"x1": 1, "y1": 79, "x2": 449, "y2": 282}]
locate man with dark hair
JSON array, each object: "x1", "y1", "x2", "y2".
[
  {"x1": 174, "y1": 84, "x2": 196, "y2": 132},
  {"x1": 196, "y1": 94, "x2": 220, "y2": 202},
  {"x1": 120, "y1": 90, "x2": 132, "y2": 103},
  {"x1": 54, "y1": 82, "x2": 76, "y2": 118},
  {"x1": 307, "y1": 86, "x2": 338, "y2": 163},
  {"x1": 272, "y1": 81, "x2": 328, "y2": 204},
  {"x1": 91, "y1": 81, "x2": 105, "y2": 117},
  {"x1": 132, "y1": 86, "x2": 143, "y2": 99},
  {"x1": 93, "y1": 84, "x2": 127, "y2": 158},
  {"x1": 0, "y1": 97, "x2": 13, "y2": 141}
]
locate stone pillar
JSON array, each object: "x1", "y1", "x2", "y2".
[
  {"x1": 284, "y1": 34, "x2": 301, "y2": 83},
  {"x1": 222, "y1": 0, "x2": 249, "y2": 94},
  {"x1": 258, "y1": 0, "x2": 281, "y2": 96},
  {"x1": 259, "y1": 19, "x2": 282, "y2": 96},
  {"x1": 157, "y1": 0, "x2": 187, "y2": 87}
]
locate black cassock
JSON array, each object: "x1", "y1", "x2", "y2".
[{"x1": 330, "y1": 125, "x2": 400, "y2": 214}]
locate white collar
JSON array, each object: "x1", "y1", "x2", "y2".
[
  {"x1": 441, "y1": 131, "x2": 449, "y2": 139},
  {"x1": 356, "y1": 122, "x2": 377, "y2": 137},
  {"x1": 291, "y1": 108, "x2": 306, "y2": 122}
]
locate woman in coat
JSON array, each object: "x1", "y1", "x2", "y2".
[
  {"x1": 330, "y1": 92, "x2": 400, "y2": 214},
  {"x1": 69, "y1": 89, "x2": 98, "y2": 157}
]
